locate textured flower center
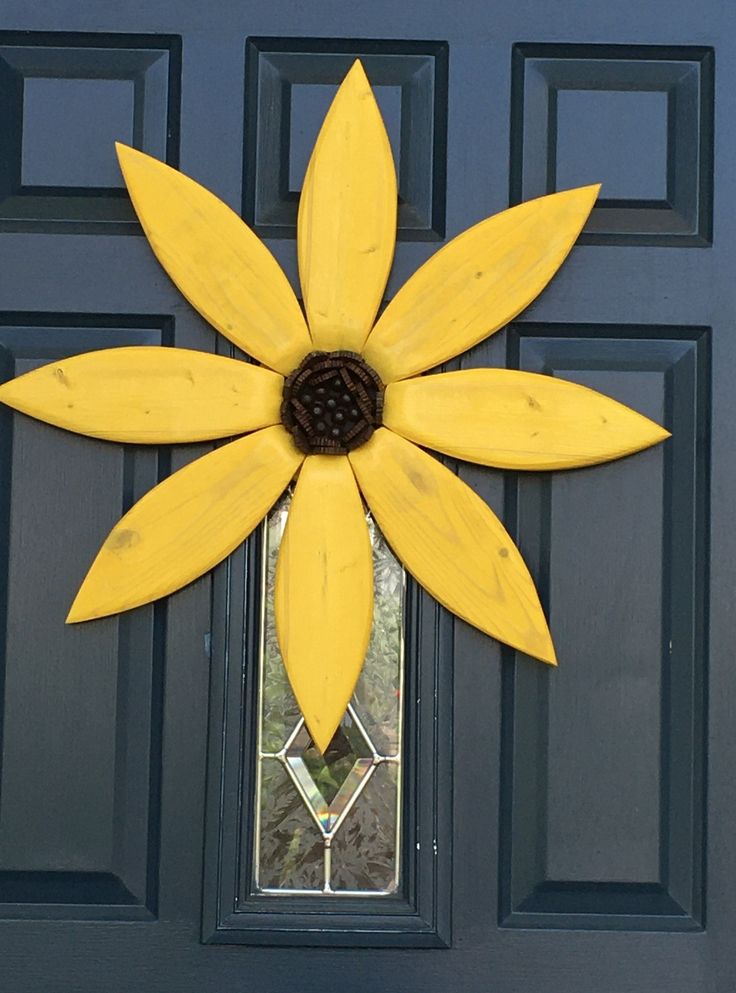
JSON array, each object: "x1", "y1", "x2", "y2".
[{"x1": 281, "y1": 351, "x2": 384, "y2": 455}]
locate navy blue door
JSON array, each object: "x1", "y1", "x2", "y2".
[{"x1": 0, "y1": 2, "x2": 731, "y2": 992}]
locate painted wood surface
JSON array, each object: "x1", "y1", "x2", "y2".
[
  {"x1": 362, "y1": 185, "x2": 599, "y2": 383},
  {"x1": 0, "y1": 3, "x2": 729, "y2": 992},
  {"x1": 384, "y1": 368, "x2": 670, "y2": 469},
  {"x1": 0, "y1": 72, "x2": 629, "y2": 729},
  {"x1": 116, "y1": 143, "x2": 312, "y2": 374},
  {"x1": 275, "y1": 455, "x2": 374, "y2": 753},
  {"x1": 68, "y1": 426, "x2": 302, "y2": 621},
  {"x1": 350, "y1": 428, "x2": 556, "y2": 664},
  {"x1": 0, "y1": 346, "x2": 283, "y2": 442},
  {"x1": 298, "y1": 60, "x2": 397, "y2": 353}
]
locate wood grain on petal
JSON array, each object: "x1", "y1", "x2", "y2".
[
  {"x1": 349, "y1": 429, "x2": 556, "y2": 665},
  {"x1": 362, "y1": 185, "x2": 599, "y2": 383},
  {"x1": 67, "y1": 426, "x2": 302, "y2": 622},
  {"x1": 298, "y1": 60, "x2": 397, "y2": 352},
  {"x1": 275, "y1": 455, "x2": 373, "y2": 753},
  {"x1": 116, "y1": 144, "x2": 311, "y2": 374},
  {"x1": 0, "y1": 347, "x2": 283, "y2": 443},
  {"x1": 384, "y1": 369, "x2": 670, "y2": 469}
]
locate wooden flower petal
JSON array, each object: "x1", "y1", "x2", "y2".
[
  {"x1": 0, "y1": 346, "x2": 283, "y2": 443},
  {"x1": 275, "y1": 455, "x2": 373, "y2": 753},
  {"x1": 363, "y1": 186, "x2": 600, "y2": 383},
  {"x1": 116, "y1": 144, "x2": 311, "y2": 374},
  {"x1": 298, "y1": 60, "x2": 397, "y2": 353},
  {"x1": 349, "y1": 429, "x2": 556, "y2": 665},
  {"x1": 67, "y1": 426, "x2": 302, "y2": 622},
  {"x1": 384, "y1": 369, "x2": 670, "y2": 470}
]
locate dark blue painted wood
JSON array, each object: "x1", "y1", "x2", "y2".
[
  {"x1": 500, "y1": 324, "x2": 709, "y2": 932},
  {"x1": 0, "y1": 1, "x2": 733, "y2": 991}
]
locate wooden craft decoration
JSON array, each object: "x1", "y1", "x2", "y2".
[{"x1": 0, "y1": 61, "x2": 669, "y2": 753}]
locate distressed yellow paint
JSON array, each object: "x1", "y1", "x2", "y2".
[
  {"x1": 362, "y1": 186, "x2": 600, "y2": 383},
  {"x1": 116, "y1": 144, "x2": 311, "y2": 374},
  {"x1": 275, "y1": 456, "x2": 373, "y2": 754},
  {"x1": 0, "y1": 346, "x2": 283, "y2": 443},
  {"x1": 298, "y1": 60, "x2": 397, "y2": 353},
  {"x1": 67, "y1": 426, "x2": 302, "y2": 623},
  {"x1": 384, "y1": 369, "x2": 670, "y2": 470},
  {"x1": 350, "y1": 429, "x2": 556, "y2": 665}
]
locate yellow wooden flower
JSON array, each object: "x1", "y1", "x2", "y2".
[{"x1": 0, "y1": 61, "x2": 669, "y2": 752}]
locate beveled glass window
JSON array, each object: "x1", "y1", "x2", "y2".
[{"x1": 253, "y1": 493, "x2": 404, "y2": 895}]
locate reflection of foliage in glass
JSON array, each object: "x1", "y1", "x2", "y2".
[
  {"x1": 257, "y1": 494, "x2": 404, "y2": 891},
  {"x1": 261, "y1": 496, "x2": 301, "y2": 754},
  {"x1": 257, "y1": 759, "x2": 324, "y2": 890},
  {"x1": 331, "y1": 764, "x2": 399, "y2": 892},
  {"x1": 354, "y1": 516, "x2": 404, "y2": 756},
  {"x1": 300, "y1": 720, "x2": 371, "y2": 806}
]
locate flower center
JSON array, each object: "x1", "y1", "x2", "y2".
[{"x1": 281, "y1": 351, "x2": 384, "y2": 455}]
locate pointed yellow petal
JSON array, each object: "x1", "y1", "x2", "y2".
[
  {"x1": 67, "y1": 426, "x2": 302, "y2": 622},
  {"x1": 349, "y1": 429, "x2": 556, "y2": 665},
  {"x1": 363, "y1": 186, "x2": 600, "y2": 383},
  {"x1": 116, "y1": 144, "x2": 311, "y2": 374},
  {"x1": 384, "y1": 369, "x2": 670, "y2": 470},
  {"x1": 275, "y1": 455, "x2": 373, "y2": 753},
  {"x1": 298, "y1": 60, "x2": 397, "y2": 352},
  {"x1": 0, "y1": 346, "x2": 284, "y2": 443}
]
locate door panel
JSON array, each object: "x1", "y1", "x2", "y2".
[
  {"x1": 501, "y1": 326, "x2": 707, "y2": 931},
  {"x1": 510, "y1": 44, "x2": 713, "y2": 246},
  {"x1": 0, "y1": 32, "x2": 180, "y2": 234},
  {"x1": 0, "y1": 1, "x2": 733, "y2": 991},
  {"x1": 0, "y1": 319, "x2": 166, "y2": 922}
]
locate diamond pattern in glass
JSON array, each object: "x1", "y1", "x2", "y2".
[{"x1": 285, "y1": 711, "x2": 375, "y2": 833}]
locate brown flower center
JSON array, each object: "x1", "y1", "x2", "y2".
[{"x1": 281, "y1": 351, "x2": 384, "y2": 455}]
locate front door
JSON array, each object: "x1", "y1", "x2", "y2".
[{"x1": 0, "y1": 2, "x2": 731, "y2": 992}]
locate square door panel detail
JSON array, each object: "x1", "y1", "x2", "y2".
[
  {"x1": 510, "y1": 45, "x2": 714, "y2": 246},
  {"x1": 0, "y1": 32, "x2": 181, "y2": 233},
  {"x1": 243, "y1": 38, "x2": 448, "y2": 241}
]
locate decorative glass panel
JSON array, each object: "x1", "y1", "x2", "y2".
[{"x1": 254, "y1": 493, "x2": 404, "y2": 895}]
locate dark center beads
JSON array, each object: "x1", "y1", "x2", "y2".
[{"x1": 281, "y1": 350, "x2": 384, "y2": 455}]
